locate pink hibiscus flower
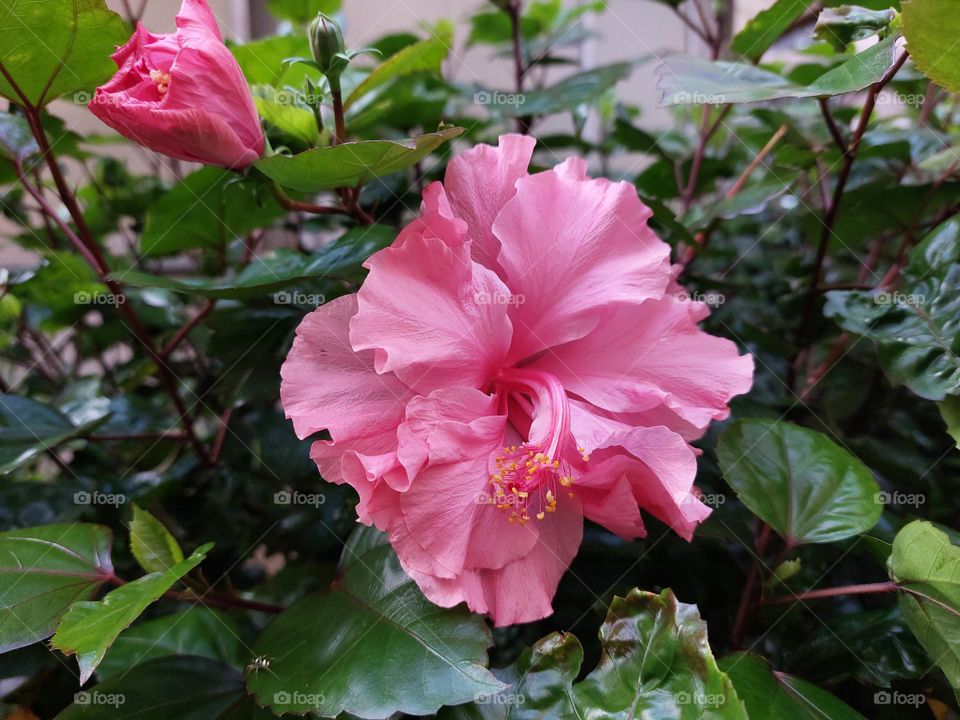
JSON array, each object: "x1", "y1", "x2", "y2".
[{"x1": 281, "y1": 135, "x2": 753, "y2": 626}]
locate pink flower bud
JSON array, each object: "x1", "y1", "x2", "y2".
[{"x1": 90, "y1": 0, "x2": 264, "y2": 170}]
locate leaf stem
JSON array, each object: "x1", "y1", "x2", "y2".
[{"x1": 759, "y1": 581, "x2": 897, "y2": 605}]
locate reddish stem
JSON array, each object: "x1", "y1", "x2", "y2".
[{"x1": 760, "y1": 581, "x2": 897, "y2": 605}]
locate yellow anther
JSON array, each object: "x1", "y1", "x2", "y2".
[{"x1": 536, "y1": 511, "x2": 545, "y2": 520}]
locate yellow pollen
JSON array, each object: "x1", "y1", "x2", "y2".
[
  {"x1": 149, "y1": 69, "x2": 171, "y2": 95},
  {"x1": 536, "y1": 511, "x2": 545, "y2": 520}
]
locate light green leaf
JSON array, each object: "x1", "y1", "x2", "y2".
[
  {"x1": 345, "y1": 31, "x2": 450, "y2": 110},
  {"x1": 247, "y1": 526, "x2": 503, "y2": 718},
  {"x1": 445, "y1": 588, "x2": 746, "y2": 719},
  {"x1": 731, "y1": 0, "x2": 808, "y2": 61},
  {"x1": 658, "y1": 34, "x2": 899, "y2": 105},
  {"x1": 716, "y1": 419, "x2": 881, "y2": 545},
  {"x1": 266, "y1": 0, "x2": 341, "y2": 24},
  {"x1": 139, "y1": 167, "x2": 284, "y2": 258},
  {"x1": 255, "y1": 126, "x2": 464, "y2": 192},
  {"x1": 902, "y1": 0, "x2": 960, "y2": 93},
  {"x1": 0, "y1": 0, "x2": 128, "y2": 106},
  {"x1": 52, "y1": 543, "x2": 213, "y2": 683},
  {"x1": 719, "y1": 653, "x2": 866, "y2": 719},
  {"x1": 97, "y1": 608, "x2": 248, "y2": 678},
  {"x1": 0, "y1": 524, "x2": 113, "y2": 652},
  {"x1": 940, "y1": 396, "x2": 960, "y2": 447},
  {"x1": 815, "y1": 6, "x2": 897, "y2": 51},
  {"x1": 253, "y1": 87, "x2": 320, "y2": 152},
  {"x1": 231, "y1": 35, "x2": 313, "y2": 87},
  {"x1": 129, "y1": 505, "x2": 184, "y2": 574},
  {"x1": 485, "y1": 62, "x2": 632, "y2": 117},
  {"x1": 889, "y1": 521, "x2": 960, "y2": 689}
]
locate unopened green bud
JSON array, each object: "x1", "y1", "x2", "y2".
[{"x1": 308, "y1": 13, "x2": 347, "y2": 85}]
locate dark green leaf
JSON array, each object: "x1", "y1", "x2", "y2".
[
  {"x1": 0, "y1": 0, "x2": 128, "y2": 106},
  {"x1": 825, "y1": 221, "x2": 960, "y2": 401},
  {"x1": 717, "y1": 419, "x2": 881, "y2": 545},
  {"x1": 0, "y1": 395, "x2": 105, "y2": 474},
  {"x1": 0, "y1": 112, "x2": 38, "y2": 164},
  {"x1": 255, "y1": 127, "x2": 464, "y2": 192},
  {"x1": 97, "y1": 608, "x2": 248, "y2": 678},
  {"x1": 247, "y1": 526, "x2": 503, "y2": 718},
  {"x1": 52, "y1": 543, "x2": 212, "y2": 683},
  {"x1": 889, "y1": 520, "x2": 960, "y2": 688},
  {"x1": 129, "y1": 505, "x2": 184, "y2": 574},
  {"x1": 719, "y1": 653, "x2": 866, "y2": 719},
  {"x1": 54, "y1": 656, "x2": 265, "y2": 719},
  {"x1": 731, "y1": 0, "x2": 808, "y2": 61},
  {"x1": 658, "y1": 35, "x2": 898, "y2": 105},
  {"x1": 486, "y1": 62, "x2": 632, "y2": 117},
  {"x1": 139, "y1": 168, "x2": 284, "y2": 257},
  {"x1": 902, "y1": 0, "x2": 960, "y2": 93},
  {"x1": 114, "y1": 226, "x2": 395, "y2": 299},
  {"x1": 0, "y1": 523, "x2": 113, "y2": 652}
]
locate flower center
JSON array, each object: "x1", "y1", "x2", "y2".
[
  {"x1": 486, "y1": 368, "x2": 586, "y2": 525},
  {"x1": 149, "y1": 69, "x2": 171, "y2": 95}
]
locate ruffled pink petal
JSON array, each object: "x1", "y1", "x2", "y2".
[
  {"x1": 350, "y1": 233, "x2": 514, "y2": 394},
  {"x1": 175, "y1": 0, "x2": 223, "y2": 43},
  {"x1": 280, "y1": 295, "x2": 412, "y2": 445},
  {"x1": 532, "y1": 297, "x2": 754, "y2": 433},
  {"x1": 310, "y1": 437, "x2": 402, "y2": 526},
  {"x1": 443, "y1": 134, "x2": 536, "y2": 272},
  {"x1": 493, "y1": 166, "x2": 672, "y2": 362},
  {"x1": 393, "y1": 182, "x2": 469, "y2": 252},
  {"x1": 574, "y1": 466, "x2": 646, "y2": 540},
  {"x1": 391, "y1": 387, "x2": 539, "y2": 579},
  {"x1": 402, "y1": 496, "x2": 583, "y2": 626}
]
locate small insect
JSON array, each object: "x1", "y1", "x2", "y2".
[{"x1": 246, "y1": 655, "x2": 272, "y2": 674}]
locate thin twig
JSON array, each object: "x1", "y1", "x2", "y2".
[{"x1": 760, "y1": 581, "x2": 897, "y2": 605}]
